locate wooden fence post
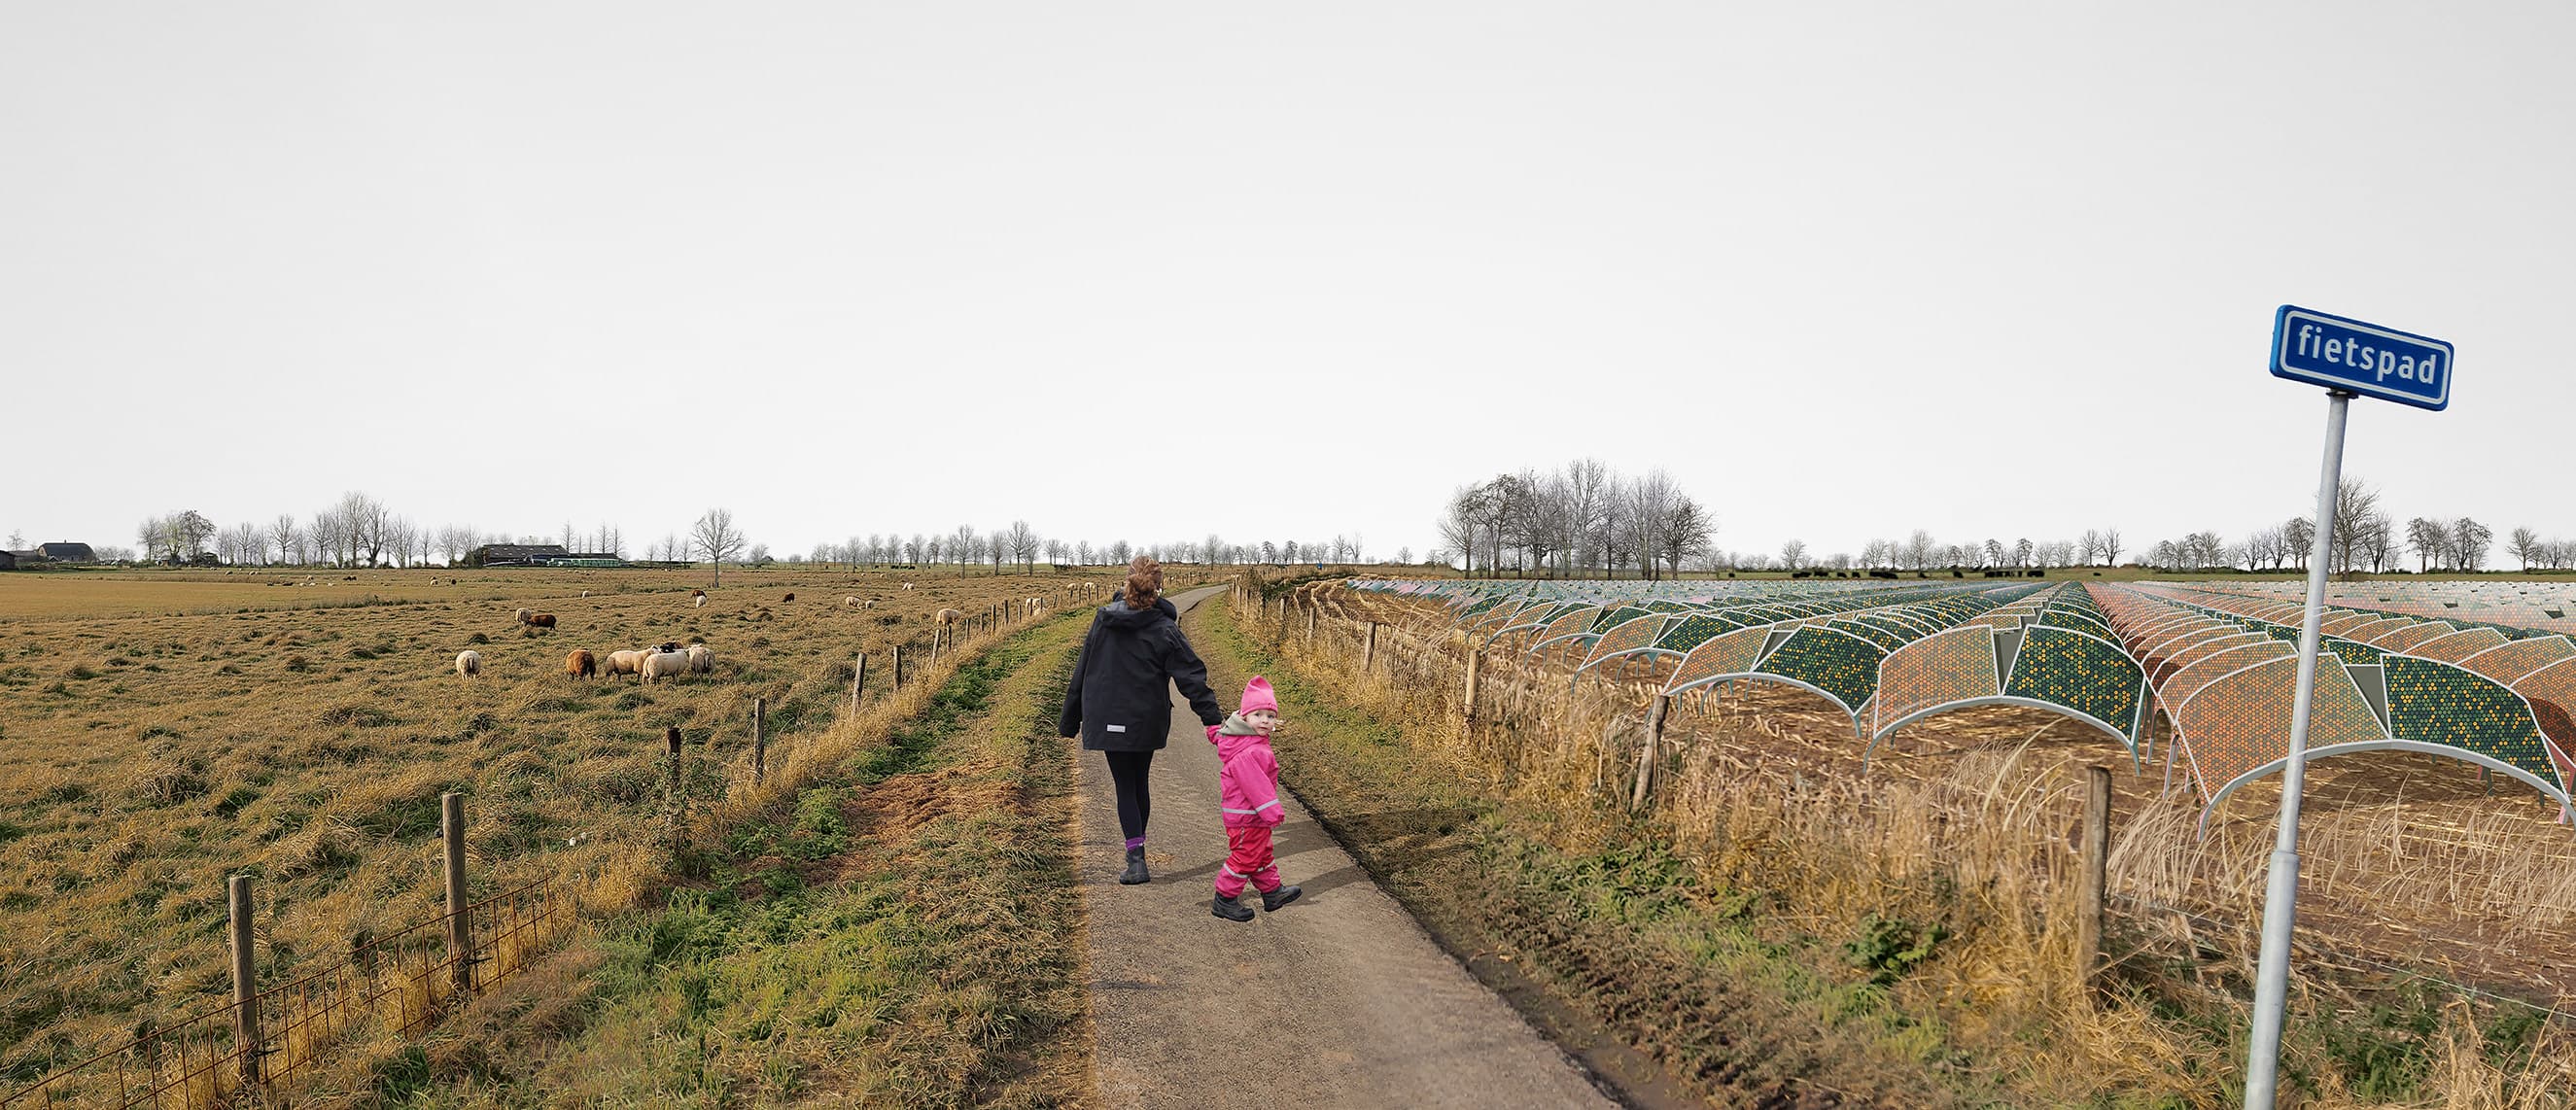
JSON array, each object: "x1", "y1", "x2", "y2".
[
  {"x1": 852, "y1": 653, "x2": 867, "y2": 711},
  {"x1": 1631, "y1": 694, "x2": 1671, "y2": 811},
  {"x1": 228, "y1": 875, "x2": 263, "y2": 1090},
  {"x1": 663, "y1": 727, "x2": 684, "y2": 851},
  {"x1": 2080, "y1": 765, "x2": 2111, "y2": 984},
  {"x1": 1364, "y1": 623, "x2": 1379, "y2": 672},
  {"x1": 752, "y1": 697, "x2": 767, "y2": 783},
  {"x1": 1464, "y1": 648, "x2": 1482, "y2": 724},
  {"x1": 892, "y1": 643, "x2": 904, "y2": 690},
  {"x1": 442, "y1": 793, "x2": 471, "y2": 994}
]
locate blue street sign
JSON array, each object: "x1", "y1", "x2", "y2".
[{"x1": 2270, "y1": 305, "x2": 2454, "y2": 411}]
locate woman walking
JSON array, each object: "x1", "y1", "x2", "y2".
[{"x1": 1061, "y1": 557, "x2": 1224, "y2": 885}]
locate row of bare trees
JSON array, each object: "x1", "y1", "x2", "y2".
[
  {"x1": 1438, "y1": 461, "x2": 1713, "y2": 579},
  {"x1": 800, "y1": 527, "x2": 1369, "y2": 573}
]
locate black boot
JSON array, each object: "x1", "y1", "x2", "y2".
[
  {"x1": 1119, "y1": 847, "x2": 1150, "y2": 885},
  {"x1": 1210, "y1": 892, "x2": 1255, "y2": 922},
  {"x1": 1260, "y1": 885, "x2": 1303, "y2": 912}
]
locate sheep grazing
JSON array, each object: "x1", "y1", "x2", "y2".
[
  {"x1": 455, "y1": 650, "x2": 481, "y2": 677},
  {"x1": 523, "y1": 612, "x2": 557, "y2": 630},
  {"x1": 693, "y1": 593, "x2": 707, "y2": 608},
  {"x1": 641, "y1": 650, "x2": 690, "y2": 683},
  {"x1": 515, "y1": 607, "x2": 532, "y2": 623},
  {"x1": 845, "y1": 596, "x2": 862, "y2": 607},
  {"x1": 657, "y1": 642, "x2": 682, "y2": 653},
  {"x1": 605, "y1": 649, "x2": 648, "y2": 677},
  {"x1": 783, "y1": 593, "x2": 795, "y2": 603},
  {"x1": 902, "y1": 582, "x2": 915, "y2": 591},
  {"x1": 685, "y1": 644, "x2": 714, "y2": 674},
  {"x1": 934, "y1": 607, "x2": 963, "y2": 626},
  {"x1": 566, "y1": 649, "x2": 597, "y2": 679}
]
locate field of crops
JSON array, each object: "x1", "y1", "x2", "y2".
[{"x1": 0, "y1": 566, "x2": 1107, "y2": 1090}]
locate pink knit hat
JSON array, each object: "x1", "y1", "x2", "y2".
[{"x1": 1240, "y1": 676, "x2": 1277, "y2": 715}]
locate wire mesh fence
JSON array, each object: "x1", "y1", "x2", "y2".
[{"x1": 2, "y1": 878, "x2": 570, "y2": 1109}]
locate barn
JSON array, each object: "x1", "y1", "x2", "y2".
[
  {"x1": 37, "y1": 542, "x2": 96, "y2": 563},
  {"x1": 0, "y1": 551, "x2": 21, "y2": 571}
]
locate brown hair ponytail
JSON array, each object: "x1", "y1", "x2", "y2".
[{"x1": 1125, "y1": 555, "x2": 1164, "y2": 609}]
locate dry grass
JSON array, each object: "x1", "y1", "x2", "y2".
[
  {"x1": 0, "y1": 565, "x2": 1115, "y2": 1096},
  {"x1": 1239, "y1": 581, "x2": 2576, "y2": 1106}
]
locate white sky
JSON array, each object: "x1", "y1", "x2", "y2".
[{"x1": 5, "y1": 4, "x2": 2571, "y2": 564}]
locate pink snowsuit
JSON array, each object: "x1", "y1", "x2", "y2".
[{"x1": 1207, "y1": 707, "x2": 1286, "y2": 900}]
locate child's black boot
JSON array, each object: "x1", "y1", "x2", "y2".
[
  {"x1": 1119, "y1": 847, "x2": 1150, "y2": 885},
  {"x1": 1210, "y1": 892, "x2": 1255, "y2": 922},
  {"x1": 1260, "y1": 885, "x2": 1303, "y2": 912}
]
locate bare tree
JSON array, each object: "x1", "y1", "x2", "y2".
[
  {"x1": 1779, "y1": 538, "x2": 1807, "y2": 571},
  {"x1": 1904, "y1": 530, "x2": 1936, "y2": 572},
  {"x1": 1010, "y1": 520, "x2": 1042, "y2": 573},
  {"x1": 1623, "y1": 470, "x2": 1677, "y2": 580},
  {"x1": 1660, "y1": 496, "x2": 1713, "y2": 578},
  {"x1": 2511, "y1": 527, "x2": 2542, "y2": 571},
  {"x1": 2098, "y1": 528, "x2": 2123, "y2": 567},
  {"x1": 2452, "y1": 517, "x2": 2493, "y2": 572},
  {"x1": 692, "y1": 509, "x2": 746, "y2": 585}
]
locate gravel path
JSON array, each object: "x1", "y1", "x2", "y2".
[{"x1": 1074, "y1": 587, "x2": 1618, "y2": 1110}]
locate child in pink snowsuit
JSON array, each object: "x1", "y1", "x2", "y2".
[{"x1": 1206, "y1": 676, "x2": 1300, "y2": 922}]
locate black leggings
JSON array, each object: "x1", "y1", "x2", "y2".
[{"x1": 1104, "y1": 749, "x2": 1154, "y2": 841}]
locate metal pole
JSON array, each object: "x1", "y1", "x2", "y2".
[{"x1": 2245, "y1": 389, "x2": 2351, "y2": 1107}]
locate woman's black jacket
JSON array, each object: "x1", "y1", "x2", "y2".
[{"x1": 1059, "y1": 597, "x2": 1223, "y2": 751}]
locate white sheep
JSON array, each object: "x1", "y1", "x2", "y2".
[
  {"x1": 455, "y1": 650, "x2": 481, "y2": 677},
  {"x1": 685, "y1": 644, "x2": 714, "y2": 674},
  {"x1": 693, "y1": 594, "x2": 707, "y2": 608},
  {"x1": 845, "y1": 596, "x2": 863, "y2": 607},
  {"x1": 903, "y1": 581, "x2": 915, "y2": 590},
  {"x1": 514, "y1": 607, "x2": 531, "y2": 623},
  {"x1": 605, "y1": 649, "x2": 650, "y2": 677},
  {"x1": 641, "y1": 651, "x2": 690, "y2": 683}
]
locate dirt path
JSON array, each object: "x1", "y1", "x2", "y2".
[{"x1": 1075, "y1": 587, "x2": 1617, "y2": 1110}]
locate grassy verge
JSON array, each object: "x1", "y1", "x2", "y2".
[
  {"x1": 1187, "y1": 595, "x2": 1984, "y2": 1107},
  {"x1": 364, "y1": 611, "x2": 1095, "y2": 1108}
]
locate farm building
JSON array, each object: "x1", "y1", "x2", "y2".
[
  {"x1": 37, "y1": 542, "x2": 96, "y2": 563},
  {"x1": 466, "y1": 543, "x2": 572, "y2": 568},
  {"x1": 463, "y1": 544, "x2": 624, "y2": 569},
  {"x1": 0, "y1": 550, "x2": 24, "y2": 571}
]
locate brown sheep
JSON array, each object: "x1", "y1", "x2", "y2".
[
  {"x1": 566, "y1": 649, "x2": 596, "y2": 679},
  {"x1": 605, "y1": 649, "x2": 648, "y2": 677},
  {"x1": 523, "y1": 612, "x2": 557, "y2": 630},
  {"x1": 783, "y1": 593, "x2": 795, "y2": 602}
]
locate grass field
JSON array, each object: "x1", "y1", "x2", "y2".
[{"x1": 0, "y1": 565, "x2": 1110, "y2": 1093}]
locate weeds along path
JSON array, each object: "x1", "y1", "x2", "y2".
[
  {"x1": 1078, "y1": 587, "x2": 1613, "y2": 1110},
  {"x1": 393, "y1": 608, "x2": 1097, "y2": 1108},
  {"x1": 1187, "y1": 593, "x2": 1992, "y2": 1110}
]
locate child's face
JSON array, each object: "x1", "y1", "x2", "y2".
[{"x1": 1245, "y1": 709, "x2": 1280, "y2": 736}]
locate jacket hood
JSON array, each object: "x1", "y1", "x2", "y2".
[{"x1": 1097, "y1": 598, "x2": 1168, "y2": 630}]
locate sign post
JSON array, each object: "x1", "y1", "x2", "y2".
[{"x1": 2244, "y1": 305, "x2": 2452, "y2": 1107}]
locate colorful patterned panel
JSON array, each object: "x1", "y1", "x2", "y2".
[
  {"x1": 1871, "y1": 626, "x2": 2003, "y2": 735},
  {"x1": 2384, "y1": 656, "x2": 2562, "y2": 786},
  {"x1": 2318, "y1": 611, "x2": 2380, "y2": 637},
  {"x1": 2003, "y1": 626, "x2": 2145, "y2": 739},
  {"x1": 1663, "y1": 625, "x2": 1780, "y2": 693},
  {"x1": 2466, "y1": 638, "x2": 2576, "y2": 686},
  {"x1": 2163, "y1": 642, "x2": 2295, "y2": 706},
  {"x1": 1654, "y1": 613, "x2": 1747, "y2": 655},
  {"x1": 1828, "y1": 618, "x2": 1913, "y2": 653},
  {"x1": 2372, "y1": 622, "x2": 2457, "y2": 652},
  {"x1": 2173, "y1": 657, "x2": 2384, "y2": 800},
  {"x1": 1579, "y1": 613, "x2": 1673, "y2": 669},
  {"x1": 2152, "y1": 632, "x2": 2273, "y2": 685},
  {"x1": 2510, "y1": 661, "x2": 2576, "y2": 774},
  {"x1": 2411, "y1": 628, "x2": 2509, "y2": 664},
  {"x1": 2323, "y1": 637, "x2": 2385, "y2": 666},
  {"x1": 1531, "y1": 606, "x2": 1603, "y2": 646},
  {"x1": 1758, "y1": 626, "x2": 1888, "y2": 714},
  {"x1": 2343, "y1": 617, "x2": 2418, "y2": 643}
]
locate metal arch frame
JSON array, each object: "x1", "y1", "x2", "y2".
[
  {"x1": 1574, "y1": 612, "x2": 1682, "y2": 673},
  {"x1": 1863, "y1": 696, "x2": 2140, "y2": 772},
  {"x1": 2197, "y1": 740, "x2": 2576, "y2": 839},
  {"x1": 1669, "y1": 669, "x2": 1865, "y2": 736}
]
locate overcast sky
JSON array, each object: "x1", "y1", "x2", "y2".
[{"x1": 6, "y1": 4, "x2": 2570, "y2": 565}]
